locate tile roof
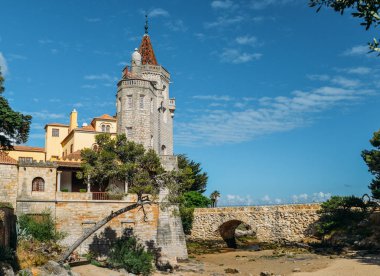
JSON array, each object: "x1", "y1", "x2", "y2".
[
  {"x1": 139, "y1": 35, "x2": 158, "y2": 65},
  {"x1": 57, "y1": 161, "x2": 82, "y2": 168},
  {"x1": 94, "y1": 114, "x2": 116, "y2": 121},
  {"x1": 79, "y1": 125, "x2": 96, "y2": 131},
  {"x1": 0, "y1": 151, "x2": 17, "y2": 165},
  {"x1": 13, "y1": 146, "x2": 45, "y2": 152}
]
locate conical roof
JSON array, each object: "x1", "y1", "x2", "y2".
[{"x1": 138, "y1": 35, "x2": 158, "y2": 65}]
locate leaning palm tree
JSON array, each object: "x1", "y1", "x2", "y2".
[{"x1": 210, "y1": 190, "x2": 221, "y2": 207}]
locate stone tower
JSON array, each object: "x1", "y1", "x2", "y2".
[{"x1": 116, "y1": 25, "x2": 176, "y2": 160}]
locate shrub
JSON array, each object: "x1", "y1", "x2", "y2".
[
  {"x1": 18, "y1": 211, "x2": 63, "y2": 242},
  {"x1": 180, "y1": 191, "x2": 211, "y2": 234},
  {"x1": 315, "y1": 196, "x2": 370, "y2": 240},
  {"x1": 108, "y1": 233, "x2": 153, "y2": 276},
  {"x1": 61, "y1": 189, "x2": 68, "y2": 192},
  {"x1": 79, "y1": 189, "x2": 87, "y2": 193}
]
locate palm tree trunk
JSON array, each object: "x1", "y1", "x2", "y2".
[{"x1": 58, "y1": 202, "x2": 140, "y2": 263}]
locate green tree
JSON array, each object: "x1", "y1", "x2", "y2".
[
  {"x1": 210, "y1": 190, "x2": 221, "y2": 207},
  {"x1": 0, "y1": 67, "x2": 32, "y2": 148},
  {"x1": 309, "y1": 0, "x2": 380, "y2": 53},
  {"x1": 362, "y1": 129, "x2": 380, "y2": 199},
  {"x1": 177, "y1": 154, "x2": 208, "y2": 193},
  {"x1": 60, "y1": 133, "x2": 182, "y2": 262},
  {"x1": 179, "y1": 191, "x2": 211, "y2": 234},
  {"x1": 315, "y1": 195, "x2": 369, "y2": 241}
]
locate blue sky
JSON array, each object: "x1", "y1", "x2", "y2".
[{"x1": 1, "y1": 0, "x2": 379, "y2": 206}]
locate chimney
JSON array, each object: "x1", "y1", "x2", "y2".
[{"x1": 69, "y1": 109, "x2": 78, "y2": 132}]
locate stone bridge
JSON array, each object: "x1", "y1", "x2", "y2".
[{"x1": 190, "y1": 204, "x2": 321, "y2": 247}]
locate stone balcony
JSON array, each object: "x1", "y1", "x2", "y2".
[{"x1": 168, "y1": 98, "x2": 176, "y2": 113}]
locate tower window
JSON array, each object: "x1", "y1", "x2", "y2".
[
  {"x1": 102, "y1": 125, "x2": 106, "y2": 132},
  {"x1": 106, "y1": 125, "x2": 110, "y2": 133},
  {"x1": 161, "y1": 145, "x2": 167, "y2": 155},
  {"x1": 32, "y1": 177, "x2": 45, "y2": 192},
  {"x1": 117, "y1": 97, "x2": 122, "y2": 113},
  {"x1": 70, "y1": 144, "x2": 73, "y2": 153},
  {"x1": 126, "y1": 127, "x2": 132, "y2": 138},
  {"x1": 52, "y1": 128, "x2": 59, "y2": 137},
  {"x1": 127, "y1": 95, "x2": 133, "y2": 109},
  {"x1": 150, "y1": 98, "x2": 153, "y2": 113},
  {"x1": 139, "y1": 95, "x2": 145, "y2": 109},
  {"x1": 150, "y1": 135, "x2": 154, "y2": 148}
]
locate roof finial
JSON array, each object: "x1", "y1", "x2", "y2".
[{"x1": 144, "y1": 14, "x2": 149, "y2": 35}]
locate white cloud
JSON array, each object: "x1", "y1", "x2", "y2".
[
  {"x1": 261, "y1": 195, "x2": 271, "y2": 203},
  {"x1": 0, "y1": 52, "x2": 8, "y2": 75},
  {"x1": 331, "y1": 76, "x2": 360, "y2": 88},
  {"x1": 292, "y1": 193, "x2": 308, "y2": 203},
  {"x1": 8, "y1": 54, "x2": 27, "y2": 60},
  {"x1": 250, "y1": 0, "x2": 297, "y2": 10},
  {"x1": 307, "y1": 74, "x2": 330, "y2": 81},
  {"x1": 311, "y1": 192, "x2": 331, "y2": 202},
  {"x1": 149, "y1": 8, "x2": 169, "y2": 18},
  {"x1": 27, "y1": 111, "x2": 65, "y2": 120},
  {"x1": 29, "y1": 133, "x2": 45, "y2": 139},
  {"x1": 221, "y1": 194, "x2": 254, "y2": 206},
  {"x1": 85, "y1": 17, "x2": 101, "y2": 23},
  {"x1": 193, "y1": 95, "x2": 233, "y2": 101},
  {"x1": 220, "y1": 49, "x2": 262, "y2": 64},
  {"x1": 235, "y1": 35, "x2": 258, "y2": 47},
  {"x1": 166, "y1": 20, "x2": 187, "y2": 32},
  {"x1": 38, "y1": 39, "x2": 53, "y2": 44},
  {"x1": 211, "y1": 0, "x2": 234, "y2": 9},
  {"x1": 345, "y1": 67, "x2": 371, "y2": 75},
  {"x1": 204, "y1": 16, "x2": 244, "y2": 28},
  {"x1": 176, "y1": 86, "x2": 373, "y2": 146},
  {"x1": 342, "y1": 45, "x2": 369, "y2": 56},
  {"x1": 81, "y1": 84, "x2": 97, "y2": 89},
  {"x1": 84, "y1": 74, "x2": 116, "y2": 82}
]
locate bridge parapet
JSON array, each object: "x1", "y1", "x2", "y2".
[{"x1": 190, "y1": 204, "x2": 321, "y2": 244}]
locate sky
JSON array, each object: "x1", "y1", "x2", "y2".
[{"x1": 1, "y1": 0, "x2": 379, "y2": 206}]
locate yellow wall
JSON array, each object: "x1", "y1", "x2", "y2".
[
  {"x1": 7, "y1": 150, "x2": 46, "y2": 162},
  {"x1": 45, "y1": 125, "x2": 69, "y2": 160},
  {"x1": 94, "y1": 120, "x2": 117, "y2": 133}
]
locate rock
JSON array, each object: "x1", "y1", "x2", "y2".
[
  {"x1": 41, "y1": 260, "x2": 69, "y2": 276},
  {"x1": 292, "y1": 267, "x2": 301, "y2": 272},
  {"x1": 0, "y1": 262, "x2": 14, "y2": 276},
  {"x1": 224, "y1": 268, "x2": 239, "y2": 274},
  {"x1": 260, "y1": 272, "x2": 271, "y2": 276}
]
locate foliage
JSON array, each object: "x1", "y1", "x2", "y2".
[
  {"x1": 0, "y1": 67, "x2": 32, "y2": 149},
  {"x1": 78, "y1": 133, "x2": 164, "y2": 199},
  {"x1": 108, "y1": 233, "x2": 154, "y2": 276},
  {"x1": 315, "y1": 195, "x2": 369, "y2": 238},
  {"x1": 0, "y1": 202, "x2": 13, "y2": 208},
  {"x1": 309, "y1": 0, "x2": 380, "y2": 54},
  {"x1": 177, "y1": 154, "x2": 208, "y2": 193},
  {"x1": 362, "y1": 129, "x2": 380, "y2": 199},
  {"x1": 180, "y1": 191, "x2": 211, "y2": 234},
  {"x1": 0, "y1": 245, "x2": 18, "y2": 271},
  {"x1": 18, "y1": 212, "x2": 63, "y2": 242},
  {"x1": 210, "y1": 190, "x2": 221, "y2": 207}
]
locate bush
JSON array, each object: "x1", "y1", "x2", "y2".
[
  {"x1": 79, "y1": 189, "x2": 87, "y2": 193},
  {"x1": 316, "y1": 196, "x2": 370, "y2": 240},
  {"x1": 108, "y1": 233, "x2": 153, "y2": 276},
  {"x1": 18, "y1": 211, "x2": 63, "y2": 242},
  {"x1": 180, "y1": 191, "x2": 211, "y2": 234}
]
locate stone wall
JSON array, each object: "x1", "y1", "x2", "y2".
[
  {"x1": 190, "y1": 204, "x2": 321, "y2": 244},
  {"x1": 0, "y1": 164, "x2": 18, "y2": 208}
]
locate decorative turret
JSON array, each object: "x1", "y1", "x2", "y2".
[{"x1": 69, "y1": 109, "x2": 78, "y2": 132}]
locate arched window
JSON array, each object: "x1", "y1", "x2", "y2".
[
  {"x1": 106, "y1": 125, "x2": 110, "y2": 133},
  {"x1": 32, "y1": 177, "x2": 45, "y2": 192},
  {"x1": 102, "y1": 125, "x2": 106, "y2": 132},
  {"x1": 161, "y1": 145, "x2": 167, "y2": 155}
]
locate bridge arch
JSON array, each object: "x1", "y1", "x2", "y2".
[{"x1": 218, "y1": 220, "x2": 254, "y2": 248}]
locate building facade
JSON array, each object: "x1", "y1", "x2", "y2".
[{"x1": 0, "y1": 26, "x2": 187, "y2": 263}]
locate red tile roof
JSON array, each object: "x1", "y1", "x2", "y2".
[
  {"x1": 79, "y1": 125, "x2": 96, "y2": 131},
  {"x1": 139, "y1": 35, "x2": 158, "y2": 65},
  {"x1": 95, "y1": 114, "x2": 116, "y2": 120},
  {"x1": 13, "y1": 146, "x2": 45, "y2": 152},
  {"x1": 57, "y1": 161, "x2": 82, "y2": 168},
  {"x1": 0, "y1": 152, "x2": 17, "y2": 165}
]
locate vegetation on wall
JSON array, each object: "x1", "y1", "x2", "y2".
[{"x1": 0, "y1": 67, "x2": 32, "y2": 149}]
